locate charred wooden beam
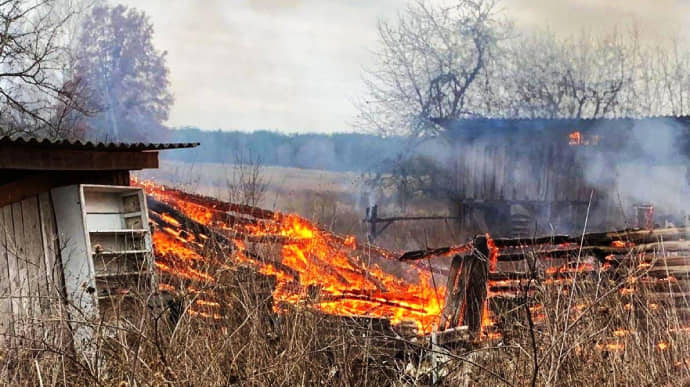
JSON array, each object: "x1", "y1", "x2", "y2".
[
  {"x1": 440, "y1": 255, "x2": 466, "y2": 330},
  {"x1": 399, "y1": 245, "x2": 472, "y2": 262},
  {"x1": 492, "y1": 227, "x2": 690, "y2": 249},
  {"x1": 148, "y1": 197, "x2": 232, "y2": 245},
  {"x1": 155, "y1": 187, "x2": 278, "y2": 220}
]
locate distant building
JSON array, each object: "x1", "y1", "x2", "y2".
[{"x1": 432, "y1": 116, "x2": 690, "y2": 236}]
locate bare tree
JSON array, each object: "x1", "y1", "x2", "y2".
[
  {"x1": 504, "y1": 30, "x2": 631, "y2": 119},
  {"x1": 0, "y1": 0, "x2": 91, "y2": 138},
  {"x1": 357, "y1": 0, "x2": 512, "y2": 137},
  {"x1": 225, "y1": 148, "x2": 269, "y2": 208}
]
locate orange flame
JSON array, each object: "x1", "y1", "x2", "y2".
[{"x1": 140, "y1": 181, "x2": 445, "y2": 333}]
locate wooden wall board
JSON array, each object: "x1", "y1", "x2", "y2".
[
  {"x1": 21, "y1": 197, "x2": 46, "y2": 342},
  {"x1": 0, "y1": 204, "x2": 13, "y2": 348},
  {"x1": 11, "y1": 202, "x2": 31, "y2": 344}
]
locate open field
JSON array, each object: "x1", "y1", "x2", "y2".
[{"x1": 137, "y1": 161, "x2": 463, "y2": 251}]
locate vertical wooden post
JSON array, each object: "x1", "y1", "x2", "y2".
[
  {"x1": 365, "y1": 205, "x2": 378, "y2": 242},
  {"x1": 439, "y1": 254, "x2": 466, "y2": 330},
  {"x1": 439, "y1": 235, "x2": 490, "y2": 336},
  {"x1": 464, "y1": 235, "x2": 489, "y2": 334}
]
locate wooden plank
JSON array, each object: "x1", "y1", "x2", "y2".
[
  {"x1": 466, "y1": 145, "x2": 475, "y2": 200},
  {"x1": 451, "y1": 256, "x2": 474, "y2": 328},
  {"x1": 21, "y1": 197, "x2": 46, "y2": 343},
  {"x1": 38, "y1": 193, "x2": 62, "y2": 292},
  {"x1": 456, "y1": 154, "x2": 465, "y2": 199},
  {"x1": 546, "y1": 145, "x2": 555, "y2": 202},
  {"x1": 0, "y1": 146, "x2": 158, "y2": 171},
  {"x1": 440, "y1": 255, "x2": 465, "y2": 330},
  {"x1": 480, "y1": 145, "x2": 488, "y2": 199},
  {"x1": 38, "y1": 192, "x2": 69, "y2": 352},
  {"x1": 11, "y1": 202, "x2": 31, "y2": 343},
  {"x1": 486, "y1": 146, "x2": 495, "y2": 200},
  {"x1": 0, "y1": 204, "x2": 13, "y2": 347},
  {"x1": 495, "y1": 145, "x2": 505, "y2": 201},
  {"x1": 2, "y1": 206, "x2": 19, "y2": 348}
]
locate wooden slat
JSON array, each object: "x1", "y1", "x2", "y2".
[
  {"x1": 0, "y1": 205, "x2": 13, "y2": 347},
  {"x1": 440, "y1": 255, "x2": 464, "y2": 330},
  {"x1": 38, "y1": 193, "x2": 63, "y2": 294},
  {"x1": 21, "y1": 197, "x2": 45, "y2": 342},
  {"x1": 38, "y1": 192, "x2": 69, "y2": 351},
  {"x1": 11, "y1": 202, "x2": 31, "y2": 343},
  {"x1": 466, "y1": 145, "x2": 475, "y2": 200},
  {"x1": 495, "y1": 145, "x2": 506, "y2": 200}
]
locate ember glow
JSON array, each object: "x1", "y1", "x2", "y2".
[
  {"x1": 568, "y1": 131, "x2": 600, "y2": 146},
  {"x1": 138, "y1": 180, "x2": 445, "y2": 333}
]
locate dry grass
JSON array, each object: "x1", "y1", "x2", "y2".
[
  {"x1": 1, "y1": 164, "x2": 688, "y2": 385},
  {"x1": 3, "y1": 249, "x2": 690, "y2": 386}
]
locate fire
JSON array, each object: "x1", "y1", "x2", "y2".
[
  {"x1": 613, "y1": 329, "x2": 631, "y2": 337},
  {"x1": 139, "y1": 181, "x2": 445, "y2": 333},
  {"x1": 568, "y1": 131, "x2": 600, "y2": 146},
  {"x1": 480, "y1": 235, "x2": 500, "y2": 338},
  {"x1": 596, "y1": 342, "x2": 625, "y2": 352}
]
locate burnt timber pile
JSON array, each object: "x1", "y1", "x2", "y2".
[
  {"x1": 405, "y1": 227, "x2": 690, "y2": 342},
  {"x1": 142, "y1": 184, "x2": 444, "y2": 335}
]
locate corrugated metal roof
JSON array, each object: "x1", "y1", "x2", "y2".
[{"x1": 0, "y1": 135, "x2": 199, "y2": 151}]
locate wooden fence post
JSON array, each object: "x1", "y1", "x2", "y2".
[
  {"x1": 464, "y1": 235, "x2": 489, "y2": 334},
  {"x1": 439, "y1": 235, "x2": 490, "y2": 336}
]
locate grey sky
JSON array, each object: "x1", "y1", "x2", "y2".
[{"x1": 116, "y1": 0, "x2": 690, "y2": 133}]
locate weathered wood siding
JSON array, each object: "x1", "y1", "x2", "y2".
[
  {"x1": 453, "y1": 143, "x2": 593, "y2": 203},
  {"x1": 0, "y1": 194, "x2": 69, "y2": 350}
]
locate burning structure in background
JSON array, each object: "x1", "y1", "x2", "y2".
[
  {"x1": 137, "y1": 180, "x2": 445, "y2": 333},
  {"x1": 408, "y1": 116, "x2": 690, "y2": 238}
]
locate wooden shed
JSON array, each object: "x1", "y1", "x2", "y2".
[
  {"x1": 0, "y1": 136, "x2": 197, "y2": 354},
  {"x1": 433, "y1": 117, "x2": 690, "y2": 236}
]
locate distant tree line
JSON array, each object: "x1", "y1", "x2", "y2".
[{"x1": 163, "y1": 128, "x2": 407, "y2": 173}]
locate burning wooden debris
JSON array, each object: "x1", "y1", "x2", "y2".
[
  {"x1": 404, "y1": 226, "x2": 690, "y2": 346},
  {"x1": 138, "y1": 180, "x2": 445, "y2": 334},
  {"x1": 134, "y1": 179, "x2": 690, "y2": 353}
]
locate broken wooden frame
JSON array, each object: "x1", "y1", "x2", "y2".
[{"x1": 428, "y1": 227, "x2": 690, "y2": 339}]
